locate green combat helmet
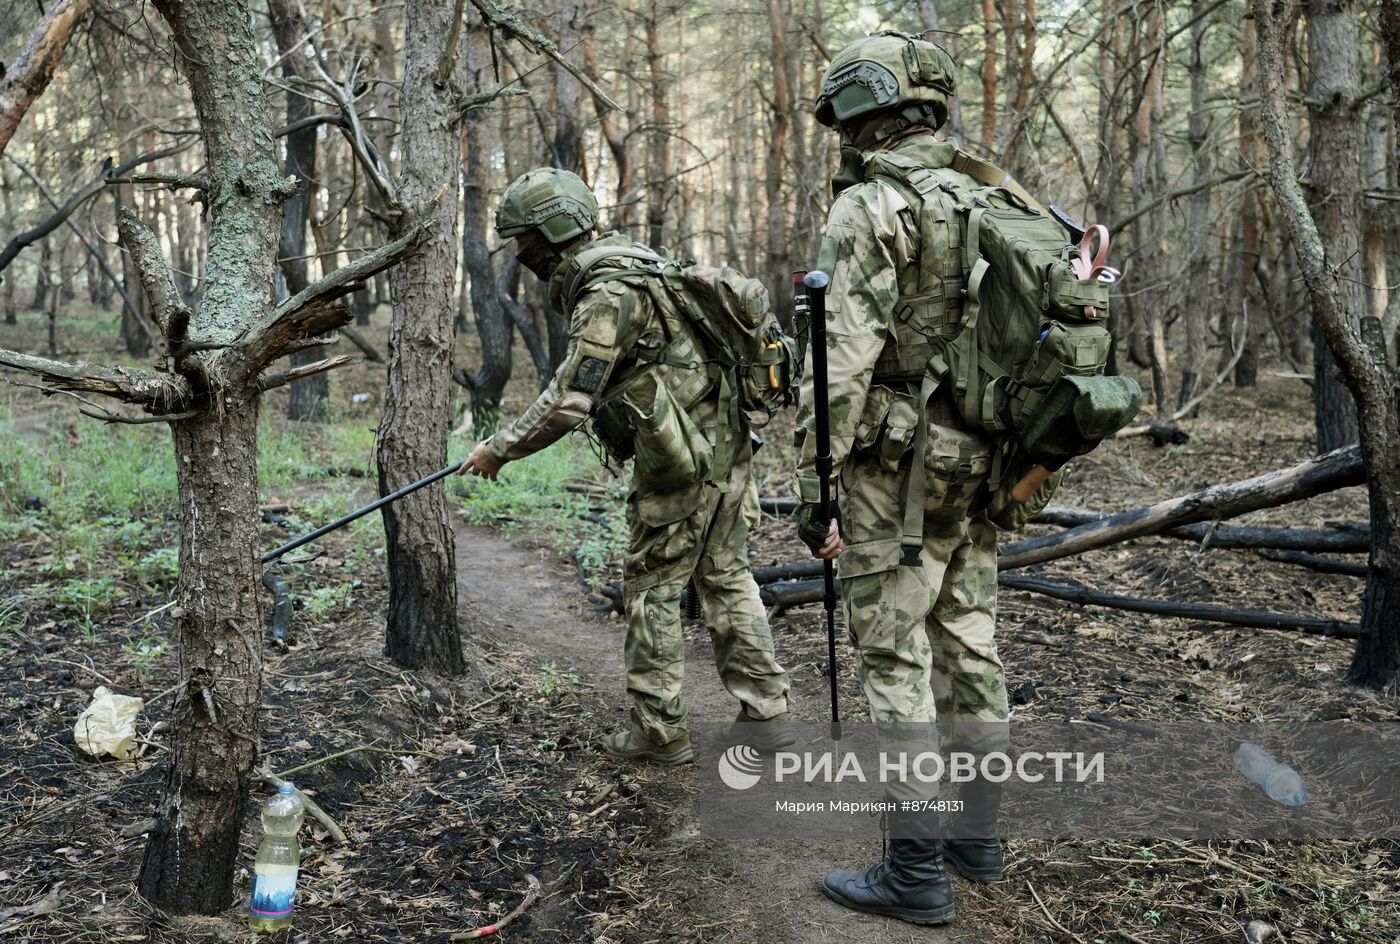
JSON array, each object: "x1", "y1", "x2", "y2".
[
  {"x1": 495, "y1": 168, "x2": 599, "y2": 245},
  {"x1": 815, "y1": 30, "x2": 956, "y2": 144}
]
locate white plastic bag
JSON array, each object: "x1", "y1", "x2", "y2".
[{"x1": 73, "y1": 687, "x2": 145, "y2": 760}]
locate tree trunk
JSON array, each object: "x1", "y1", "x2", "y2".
[
  {"x1": 376, "y1": 0, "x2": 466, "y2": 676},
  {"x1": 1235, "y1": 20, "x2": 1263, "y2": 387},
  {"x1": 135, "y1": 0, "x2": 290, "y2": 912},
  {"x1": 0, "y1": 164, "x2": 14, "y2": 324},
  {"x1": 269, "y1": 0, "x2": 328, "y2": 421},
  {"x1": 33, "y1": 238, "x2": 49, "y2": 311},
  {"x1": 1256, "y1": 0, "x2": 1400, "y2": 690},
  {"x1": 1178, "y1": 3, "x2": 1212, "y2": 411},
  {"x1": 1305, "y1": 0, "x2": 1363, "y2": 452},
  {"x1": 644, "y1": 0, "x2": 670, "y2": 250},
  {"x1": 0, "y1": 0, "x2": 93, "y2": 156},
  {"x1": 554, "y1": 0, "x2": 585, "y2": 173},
  {"x1": 764, "y1": 0, "x2": 792, "y2": 316},
  {"x1": 980, "y1": 0, "x2": 998, "y2": 151}
]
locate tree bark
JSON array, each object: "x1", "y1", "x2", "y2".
[
  {"x1": 376, "y1": 0, "x2": 466, "y2": 675},
  {"x1": 134, "y1": 0, "x2": 291, "y2": 913},
  {"x1": 0, "y1": 0, "x2": 93, "y2": 156},
  {"x1": 1256, "y1": 0, "x2": 1400, "y2": 689},
  {"x1": 1304, "y1": 0, "x2": 1363, "y2": 452},
  {"x1": 980, "y1": 0, "x2": 998, "y2": 151},
  {"x1": 269, "y1": 0, "x2": 328, "y2": 422},
  {"x1": 644, "y1": 0, "x2": 670, "y2": 249},
  {"x1": 764, "y1": 0, "x2": 792, "y2": 316},
  {"x1": 1234, "y1": 20, "x2": 1264, "y2": 387},
  {"x1": 1177, "y1": 2, "x2": 1211, "y2": 411}
]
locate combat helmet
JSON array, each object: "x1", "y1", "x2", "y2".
[
  {"x1": 815, "y1": 30, "x2": 956, "y2": 134},
  {"x1": 495, "y1": 168, "x2": 599, "y2": 246}
]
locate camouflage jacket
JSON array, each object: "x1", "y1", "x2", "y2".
[
  {"x1": 484, "y1": 233, "x2": 709, "y2": 463},
  {"x1": 794, "y1": 133, "x2": 983, "y2": 504}
]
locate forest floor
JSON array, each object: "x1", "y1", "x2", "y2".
[{"x1": 1, "y1": 306, "x2": 1398, "y2": 943}]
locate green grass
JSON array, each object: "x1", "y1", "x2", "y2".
[{"x1": 452, "y1": 433, "x2": 628, "y2": 584}]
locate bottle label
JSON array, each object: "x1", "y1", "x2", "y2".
[{"x1": 249, "y1": 864, "x2": 298, "y2": 919}]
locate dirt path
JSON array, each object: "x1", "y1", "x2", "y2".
[{"x1": 454, "y1": 521, "x2": 956, "y2": 943}]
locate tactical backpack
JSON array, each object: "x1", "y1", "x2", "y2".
[
  {"x1": 862, "y1": 148, "x2": 1115, "y2": 441},
  {"x1": 559, "y1": 244, "x2": 799, "y2": 424}
]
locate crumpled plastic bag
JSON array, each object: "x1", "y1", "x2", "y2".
[{"x1": 73, "y1": 687, "x2": 145, "y2": 760}]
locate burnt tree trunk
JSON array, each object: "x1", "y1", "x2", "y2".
[
  {"x1": 376, "y1": 0, "x2": 466, "y2": 675},
  {"x1": 269, "y1": 0, "x2": 328, "y2": 421},
  {"x1": 135, "y1": 0, "x2": 286, "y2": 912},
  {"x1": 1305, "y1": 0, "x2": 1363, "y2": 452},
  {"x1": 1, "y1": 163, "x2": 16, "y2": 324},
  {"x1": 1257, "y1": 0, "x2": 1400, "y2": 690},
  {"x1": 1178, "y1": 3, "x2": 1211, "y2": 411}
]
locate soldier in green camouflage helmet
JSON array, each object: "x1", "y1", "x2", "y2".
[
  {"x1": 463, "y1": 168, "x2": 793, "y2": 764},
  {"x1": 794, "y1": 30, "x2": 1056, "y2": 926}
]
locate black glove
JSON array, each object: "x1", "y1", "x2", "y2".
[{"x1": 797, "y1": 503, "x2": 832, "y2": 556}]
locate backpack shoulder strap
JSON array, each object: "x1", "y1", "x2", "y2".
[
  {"x1": 949, "y1": 149, "x2": 1047, "y2": 214},
  {"x1": 562, "y1": 244, "x2": 667, "y2": 313}
]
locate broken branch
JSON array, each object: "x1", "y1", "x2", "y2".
[{"x1": 259, "y1": 354, "x2": 357, "y2": 391}]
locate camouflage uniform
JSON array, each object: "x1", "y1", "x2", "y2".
[
  {"x1": 486, "y1": 233, "x2": 790, "y2": 747},
  {"x1": 795, "y1": 134, "x2": 1008, "y2": 735}
]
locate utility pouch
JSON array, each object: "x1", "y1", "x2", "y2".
[
  {"x1": 877, "y1": 394, "x2": 920, "y2": 473},
  {"x1": 922, "y1": 423, "x2": 993, "y2": 519},
  {"x1": 623, "y1": 370, "x2": 713, "y2": 492},
  {"x1": 592, "y1": 399, "x2": 636, "y2": 463},
  {"x1": 1014, "y1": 321, "x2": 1113, "y2": 422}
]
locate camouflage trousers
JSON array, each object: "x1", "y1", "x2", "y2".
[
  {"x1": 621, "y1": 426, "x2": 790, "y2": 746},
  {"x1": 837, "y1": 445, "x2": 1009, "y2": 730}
]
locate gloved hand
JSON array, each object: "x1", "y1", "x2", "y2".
[{"x1": 797, "y1": 503, "x2": 844, "y2": 559}]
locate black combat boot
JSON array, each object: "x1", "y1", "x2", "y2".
[
  {"x1": 945, "y1": 780, "x2": 1004, "y2": 881},
  {"x1": 821, "y1": 810, "x2": 955, "y2": 925}
]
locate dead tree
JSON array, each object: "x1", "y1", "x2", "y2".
[
  {"x1": 0, "y1": 0, "x2": 424, "y2": 912},
  {"x1": 1256, "y1": 0, "x2": 1400, "y2": 689},
  {"x1": 0, "y1": 0, "x2": 92, "y2": 156}
]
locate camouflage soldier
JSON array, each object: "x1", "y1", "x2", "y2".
[
  {"x1": 462, "y1": 168, "x2": 793, "y2": 764},
  {"x1": 795, "y1": 32, "x2": 1056, "y2": 925}
]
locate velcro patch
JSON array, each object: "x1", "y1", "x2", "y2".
[{"x1": 570, "y1": 356, "x2": 609, "y2": 393}]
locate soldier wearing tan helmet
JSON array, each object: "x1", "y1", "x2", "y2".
[
  {"x1": 463, "y1": 168, "x2": 794, "y2": 764},
  {"x1": 796, "y1": 31, "x2": 1062, "y2": 925}
]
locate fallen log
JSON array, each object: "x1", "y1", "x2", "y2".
[
  {"x1": 1258, "y1": 549, "x2": 1368, "y2": 578},
  {"x1": 998, "y1": 445, "x2": 1365, "y2": 570},
  {"x1": 996, "y1": 574, "x2": 1360, "y2": 637},
  {"x1": 753, "y1": 560, "x2": 824, "y2": 583},
  {"x1": 757, "y1": 573, "x2": 1359, "y2": 637},
  {"x1": 1029, "y1": 505, "x2": 1370, "y2": 553},
  {"x1": 1115, "y1": 421, "x2": 1190, "y2": 445},
  {"x1": 759, "y1": 496, "x2": 800, "y2": 516}
]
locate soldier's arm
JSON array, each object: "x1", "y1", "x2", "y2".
[
  {"x1": 794, "y1": 183, "x2": 914, "y2": 502},
  {"x1": 484, "y1": 284, "x2": 639, "y2": 462}
]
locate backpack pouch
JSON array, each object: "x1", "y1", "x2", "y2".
[
  {"x1": 1020, "y1": 320, "x2": 1112, "y2": 390},
  {"x1": 923, "y1": 423, "x2": 993, "y2": 520},
  {"x1": 623, "y1": 370, "x2": 714, "y2": 493}
]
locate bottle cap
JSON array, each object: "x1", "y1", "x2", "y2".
[{"x1": 278, "y1": 782, "x2": 296, "y2": 795}]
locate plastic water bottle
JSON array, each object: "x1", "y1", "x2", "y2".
[
  {"x1": 1233, "y1": 743, "x2": 1307, "y2": 807},
  {"x1": 248, "y1": 782, "x2": 305, "y2": 932}
]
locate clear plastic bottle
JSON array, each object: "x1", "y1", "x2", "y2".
[
  {"x1": 248, "y1": 782, "x2": 305, "y2": 932},
  {"x1": 1233, "y1": 742, "x2": 1307, "y2": 807}
]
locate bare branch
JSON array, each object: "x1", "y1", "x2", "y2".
[
  {"x1": 239, "y1": 219, "x2": 430, "y2": 367},
  {"x1": 78, "y1": 407, "x2": 201, "y2": 425},
  {"x1": 258, "y1": 355, "x2": 357, "y2": 391},
  {"x1": 116, "y1": 205, "x2": 191, "y2": 338},
  {"x1": 0, "y1": 347, "x2": 191, "y2": 410},
  {"x1": 0, "y1": 0, "x2": 94, "y2": 156},
  {"x1": 469, "y1": 0, "x2": 622, "y2": 113},
  {"x1": 108, "y1": 172, "x2": 210, "y2": 192}
]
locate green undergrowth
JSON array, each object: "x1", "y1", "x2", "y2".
[{"x1": 452, "y1": 433, "x2": 628, "y2": 586}]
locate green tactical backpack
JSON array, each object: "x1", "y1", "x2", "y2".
[
  {"x1": 864, "y1": 149, "x2": 1116, "y2": 438},
  {"x1": 559, "y1": 244, "x2": 799, "y2": 425}
]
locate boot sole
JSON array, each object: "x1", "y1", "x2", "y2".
[
  {"x1": 602, "y1": 743, "x2": 696, "y2": 766},
  {"x1": 819, "y1": 882, "x2": 955, "y2": 926},
  {"x1": 944, "y1": 849, "x2": 1004, "y2": 883}
]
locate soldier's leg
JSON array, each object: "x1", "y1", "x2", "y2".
[
  {"x1": 694, "y1": 442, "x2": 789, "y2": 721},
  {"x1": 925, "y1": 514, "x2": 1009, "y2": 880},
  {"x1": 617, "y1": 483, "x2": 715, "y2": 752},
  {"x1": 823, "y1": 456, "x2": 954, "y2": 926}
]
